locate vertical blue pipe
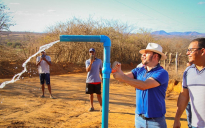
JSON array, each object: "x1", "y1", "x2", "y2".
[
  {"x1": 60, "y1": 35, "x2": 111, "y2": 128},
  {"x1": 100, "y1": 35, "x2": 111, "y2": 128}
]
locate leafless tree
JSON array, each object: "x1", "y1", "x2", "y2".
[{"x1": 0, "y1": 2, "x2": 14, "y2": 31}]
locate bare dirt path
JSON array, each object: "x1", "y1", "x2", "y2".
[{"x1": 0, "y1": 73, "x2": 188, "y2": 128}]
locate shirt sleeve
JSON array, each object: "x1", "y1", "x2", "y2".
[
  {"x1": 99, "y1": 59, "x2": 102, "y2": 69},
  {"x1": 85, "y1": 60, "x2": 90, "y2": 68},
  {"x1": 47, "y1": 56, "x2": 51, "y2": 62},
  {"x1": 151, "y1": 69, "x2": 169, "y2": 85},
  {"x1": 182, "y1": 70, "x2": 188, "y2": 88},
  {"x1": 131, "y1": 68, "x2": 140, "y2": 79},
  {"x1": 36, "y1": 56, "x2": 40, "y2": 62}
]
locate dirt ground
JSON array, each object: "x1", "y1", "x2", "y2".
[{"x1": 0, "y1": 69, "x2": 188, "y2": 128}]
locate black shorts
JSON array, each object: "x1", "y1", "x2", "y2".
[
  {"x1": 85, "y1": 83, "x2": 101, "y2": 94},
  {"x1": 39, "y1": 73, "x2": 50, "y2": 85}
]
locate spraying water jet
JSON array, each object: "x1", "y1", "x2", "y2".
[{"x1": 0, "y1": 35, "x2": 112, "y2": 128}]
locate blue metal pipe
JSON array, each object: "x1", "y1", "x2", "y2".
[
  {"x1": 60, "y1": 35, "x2": 101, "y2": 42},
  {"x1": 60, "y1": 35, "x2": 111, "y2": 128}
]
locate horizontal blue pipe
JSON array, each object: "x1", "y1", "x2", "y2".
[{"x1": 60, "y1": 35, "x2": 101, "y2": 42}]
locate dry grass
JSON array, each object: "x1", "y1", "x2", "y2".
[{"x1": 0, "y1": 17, "x2": 192, "y2": 81}]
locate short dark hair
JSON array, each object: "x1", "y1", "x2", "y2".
[
  {"x1": 153, "y1": 52, "x2": 161, "y2": 60},
  {"x1": 191, "y1": 38, "x2": 205, "y2": 48}
]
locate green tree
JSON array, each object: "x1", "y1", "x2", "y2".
[{"x1": 0, "y1": 1, "x2": 14, "y2": 31}]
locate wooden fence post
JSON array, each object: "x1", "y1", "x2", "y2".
[
  {"x1": 175, "y1": 52, "x2": 178, "y2": 73},
  {"x1": 167, "y1": 53, "x2": 172, "y2": 70},
  {"x1": 178, "y1": 53, "x2": 181, "y2": 66},
  {"x1": 168, "y1": 53, "x2": 172, "y2": 65},
  {"x1": 164, "y1": 52, "x2": 167, "y2": 69}
]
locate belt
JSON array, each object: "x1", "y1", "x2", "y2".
[{"x1": 139, "y1": 114, "x2": 153, "y2": 120}]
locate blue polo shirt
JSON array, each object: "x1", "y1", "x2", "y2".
[
  {"x1": 85, "y1": 58, "x2": 102, "y2": 83},
  {"x1": 131, "y1": 64, "x2": 169, "y2": 118}
]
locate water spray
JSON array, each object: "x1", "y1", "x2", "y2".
[
  {"x1": 0, "y1": 40, "x2": 60, "y2": 88},
  {"x1": 1, "y1": 35, "x2": 112, "y2": 128}
]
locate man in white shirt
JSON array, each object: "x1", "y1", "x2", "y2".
[
  {"x1": 36, "y1": 50, "x2": 53, "y2": 99},
  {"x1": 174, "y1": 38, "x2": 205, "y2": 128}
]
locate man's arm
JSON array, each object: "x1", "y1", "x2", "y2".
[
  {"x1": 100, "y1": 68, "x2": 102, "y2": 77},
  {"x1": 112, "y1": 62, "x2": 160, "y2": 90},
  {"x1": 36, "y1": 57, "x2": 42, "y2": 66},
  {"x1": 113, "y1": 71, "x2": 160, "y2": 90},
  {"x1": 86, "y1": 60, "x2": 94, "y2": 72},
  {"x1": 173, "y1": 88, "x2": 189, "y2": 128},
  {"x1": 43, "y1": 57, "x2": 51, "y2": 66}
]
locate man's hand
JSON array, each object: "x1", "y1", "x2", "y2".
[
  {"x1": 41, "y1": 55, "x2": 46, "y2": 60},
  {"x1": 112, "y1": 61, "x2": 122, "y2": 73},
  {"x1": 173, "y1": 120, "x2": 181, "y2": 128},
  {"x1": 90, "y1": 59, "x2": 94, "y2": 64},
  {"x1": 112, "y1": 71, "x2": 125, "y2": 82},
  {"x1": 112, "y1": 61, "x2": 125, "y2": 82}
]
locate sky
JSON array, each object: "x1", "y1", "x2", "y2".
[{"x1": 1, "y1": 0, "x2": 205, "y2": 33}]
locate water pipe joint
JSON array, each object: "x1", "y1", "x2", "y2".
[
  {"x1": 100, "y1": 35, "x2": 111, "y2": 46},
  {"x1": 102, "y1": 63, "x2": 111, "y2": 79}
]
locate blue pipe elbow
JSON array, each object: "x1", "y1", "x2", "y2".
[{"x1": 100, "y1": 35, "x2": 111, "y2": 46}]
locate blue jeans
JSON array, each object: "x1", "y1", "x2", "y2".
[
  {"x1": 135, "y1": 114, "x2": 167, "y2": 128},
  {"x1": 186, "y1": 102, "x2": 192, "y2": 128}
]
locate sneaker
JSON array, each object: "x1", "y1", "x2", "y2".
[
  {"x1": 50, "y1": 96, "x2": 54, "y2": 99},
  {"x1": 40, "y1": 95, "x2": 45, "y2": 98},
  {"x1": 89, "y1": 107, "x2": 94, "y2": 112}
]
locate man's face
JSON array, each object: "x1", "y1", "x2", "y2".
[
  {"x1": 142, "y1": 51, "x2": 155, "y2": 65},
  {"x1": 89, "y1": 51, "x2": 95, "y2": 56},
  {"x1": 41, "y1": 52, "x2": 46, "y2": 56},
  {"x1": 186, "y1": 41, "x2": 201, "y2": 64},
  {"x1": 141, "y1": 54, "x2": 145, "y2": 64}
]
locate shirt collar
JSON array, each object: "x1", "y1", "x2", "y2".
[
  {"x1": 190, "y1": 64, "x2": 205, "y2": 72},
  {"x1": 145, "y1": 63, "x2": 161, "y2": 72}
]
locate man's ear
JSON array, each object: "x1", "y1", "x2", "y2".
[{"x1": 201, "y1": 48, "x2": 205, "y2": 56}]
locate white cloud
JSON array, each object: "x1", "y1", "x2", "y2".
[
  {"x1": 198, "y1": 2, "x2": 205, "y2": 4},
  {"x1": 47, "y1": 10, "x2": 56, "y2": 13},
  {"x1": 10, "y1": 3, "x2": 20, "y2": 5},
  {"x1": 15, "y1": 11, "x2": 31, "y2": 16}
]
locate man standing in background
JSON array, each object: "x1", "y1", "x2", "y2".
[
  {"x1": 36, "y1": 50, "x2": 53, "y2": 99},
  {"x1": 85, "y1": 48, "x2": 102, "y2": 112}
]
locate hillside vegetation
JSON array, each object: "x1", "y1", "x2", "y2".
[{"x1": 0, "y1": 17, "x2": 192, "y2": 81}]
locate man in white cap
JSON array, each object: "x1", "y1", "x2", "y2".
[
  {"x1": 85, "y1": 48, "x2": 102, "y2": 112},
  {"x1": 112, "y1": 43, "x2": 169, "y2": 128},
  {"x1": 36, "y1": 50, "x2": 53, "y2": 99}
]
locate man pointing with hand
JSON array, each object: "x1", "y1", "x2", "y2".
[{"x1": 113, "y1": 43, "x2": 169, "y2": 128}]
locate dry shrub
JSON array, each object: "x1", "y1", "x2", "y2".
[
  {"x1": 0, "y1": 17, "x2": 194, "y2": 81},
  {"x1": 173, "y1": 81, "x2": 182, "y2": 94},
  {"x1": 36, "y1": 17, "x2": 156, "y2": 65}
]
